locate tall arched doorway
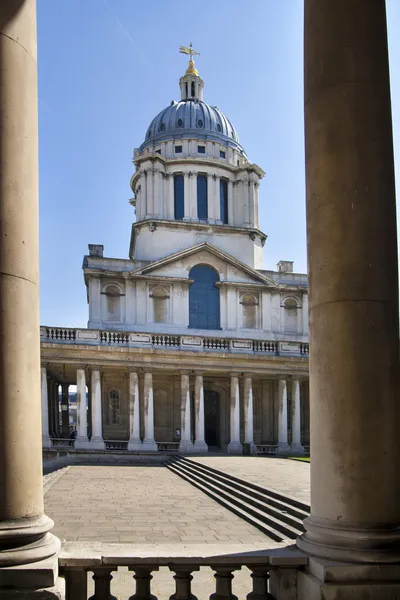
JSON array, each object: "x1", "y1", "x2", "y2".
[
  {"x1": 189, "y1": 265, "x2": 220, "y2": 330},
  {"x1": 204, "y1": 390, "x2": 220, "y2": 447}
]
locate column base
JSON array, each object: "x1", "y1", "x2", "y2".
[
  {"x1": 193, "y1": 440, "x2": 208, "y2": 453},
  {"x1": 74, "y1": 436, "x2": 90, "y2": 450},
  {"x1": 127, "y1": 438, "x2": 143, "y2": 452},
  {"x1": 179, "y1": 440, "x2": 195, "y2": 453},
  {"x1": 243, "y1": 441, "x2": 257, "y2": 456},
  {"x1": 227, "y1": 441, "x2": 243, "y2": 455},
  {"x1": 0, "y1": 517, "x2": 60, "y2": 568},
  {"x1": 42, "y1": 435, "x2": 52, "y2": 449},
  {"x1": 142, "y1": 439, "x2": 158, "y2": 452},
  {"x1": 0, "y1": 555, "x2": 61, "y2": 591},
  {"x1": 297, "y1": 557, "x2": 400, "y2": 600},
  {"x1": 277, "y1": 442, "x2": 290, "y2": 456},
  {"x1": 289, "y1": 443, "x2": 304, "y2": 456},
  {"x1": 87, "y1": 437, "x2": 105, "y2": 451},
  {"x1": 297, "y1": 516, "x2": 400, "y2": 563}
]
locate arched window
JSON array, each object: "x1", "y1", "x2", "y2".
[
  {"x1": 220, "y1": 178, "x2": 228, "y2": 224},
  {"x1": 197, "y1": 174, "x2": 208, "y2": 220},
  {"x1": 150, "y1": 286, "x2": 169, "y2": 323},
  {"x1": 189, "y1": 265, "x2": 220, "y2": 330},
  {"x1": 240, "y1": 293, "x2": 258, "y2": 328},
  {"x1": 105, "y1": 285, "x2": 121, "y2": 321},
  {"x1": 174, "y1": 174, "x2": 184, "y2": 219},
  {"x1": 109, "y1": 389, "x2": 120, "y2": 425},
  {"x1": 284, "y1": 298, "x2": 299, "y2": 333}
]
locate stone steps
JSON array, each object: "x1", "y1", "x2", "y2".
[{"x1": 165, "y1": 457, "x2": 309, "y2": 543}]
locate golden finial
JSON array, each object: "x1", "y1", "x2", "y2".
[{"x1": 179, "y1": 42, "x2": 200, "y2": 76}]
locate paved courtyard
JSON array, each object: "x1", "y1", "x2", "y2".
[{"x1": 44, "y1": 458, "x2": 309, "y2": 599}]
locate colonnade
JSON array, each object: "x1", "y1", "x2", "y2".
[
  {"x1": 136, "y1": 168, "x2": 259, "y2": 227},
  {"x1": 41, "y1": 367, "x2": 305, "y2": 454}
]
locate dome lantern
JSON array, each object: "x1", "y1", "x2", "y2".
[{"x1": 178, "y1": 43, "x2": 204, "y2": 101}]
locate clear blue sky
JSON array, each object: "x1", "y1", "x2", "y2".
[{"x1": 37, "y1": 0, "x2": 400, "y2": 327}]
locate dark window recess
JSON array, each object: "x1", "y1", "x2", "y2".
[
  {"x1": 177, "y1": 118, "x2": 184, "y2": 128},
  {"x1": 175, "y1": 145, "x2": 183, "y2": 153},
  {"x1": 197, "y1": 119, "x2": 204, "y2": 128},
  {"x1": 159, "y1": 123, "x2": 165, "y2": 132},
  {"x1": 156, "y1": 149, "x2": 161, "y2": 154},
  {"x1": 220, "y1": 179, "x2": 228, "y2": 224},
  {"x1": 197, "y1": 174, "x2": 208, "y2": 220},
  {"x1": 216, "y1": 124, "x2": 222, "y2": 132},
  {"x1": 198, "y1": 146, "x2": 205, "y2": 154},
  {"x1": 174, "y1": 174, "x2": 184, "y2": 220},
  {"x1": 189, "y1": 265, "x2": 220, "y2": 330},
  {"x1": 220, "y1": 150, "x2": 226, "y2": 159},
  {"x1": 185, "y1": 82, "x2": 188, "y2": 98},
  {"x1": 191, "y1": 82, "x2": 195, "y2": 97}
]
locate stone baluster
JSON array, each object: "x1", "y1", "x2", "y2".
[
  {"x1": 64, "y1": 569, "x2": 88, "y2": 600},
  {"x1": 210, "y1": 568, "x2": 238, "y2": 600},
  {"x1": 89, "y1": 568, "x2": 117, "y2": 600},
  {"x1": 89, "y1": 369, "x2": 105, "y2": 450},
  {"x1": 0, "y1": 0, "x2": 61, "y2": 592},
  {"x1": 128, "y1": 371, "x2": 142, "y2": 451},
  {"x1": 290, "y1": 379, "x2": 304, "y2": 455},
  {"x1": 277, "y1": 379, "x2": 289, "y2": 454},
  {"x1": 243, "y1": 376, "x2": 256, "y2": 454},
  {"x1": 179, "y1": 372, "x2": 194, "y2": 453},
  {"x1": 169, "y1": 566, "x2": 199, "y2": 600},
  {"x1": 227, "y1": 375, "x2": 242, "y2": 454},
  {"x1": 246, "y1": 568, "x2": 274, "y2": 600},
  {"x1": 143, "y1": 372, "x2": 157, "y2": 451},
  {"x1": 194, "y1": 374, "x2": 208, "y2": 452},
  {"x1": 41, "y1": 367, "x2": 51, "y2": 448},
  {"x1": 129, "y1": 567, "x2": 159, "y2": 600}
]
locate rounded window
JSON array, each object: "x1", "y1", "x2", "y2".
[
  {"x1": 159, "y1": 123, "x2": 165, "y2": 132},
  {"x1": 197, "y1": 119, "x2": 204, "y2": 128},
  {"x1": 216, "y1": 123, "x2": 222, "y2": 132},
  {"x1": 177, "y1": 118, "x2": 184, "y2": 128}
]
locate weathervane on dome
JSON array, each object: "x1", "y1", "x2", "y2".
[{"x1": 179, "y1": 42, "x2": 200, "y2": 76}]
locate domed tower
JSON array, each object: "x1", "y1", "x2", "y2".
[{"x1": 129, "y1": 45, "x2": 266, "y2": 268}]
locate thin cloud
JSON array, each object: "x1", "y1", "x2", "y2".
[{"x1": 103, "y1": 0, "x2": 150, "y2": 67}]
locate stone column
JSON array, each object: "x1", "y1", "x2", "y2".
[
  {"x1": 140, "y1": 170, "x2": 147, "y2": 219},
  {"x1": 289, "y1": 379, "x2": 303, "y2": 455},
  {"x1": 194, "y1": 374, "x2": 207, "y2": 452},
  {"x1": 302, "y1": 293, "x2": 309, "y2": 335},
  {"x1": 128, "y1": 371, "x2": 142, "y2": 451},
  {"x1": 89, "y1": 369, "x2": 105, "y2": 450},
  {"x1": 146, "y1": 169, "x2": 154, "y2": 216},
  {"x1": 227, "y1": 375, "x2": 242, "y2": 454},
  {"x1": 243, "y1": 376, "x2": 256, "y2": 454},
  {"x1": 227, "y1": 179, "x2": 234, "y2": 225},
  {"x1": 207, "y1": 174, "x2": 214, "y2": 221},
  {"x1": 179, "y1": 372, "x2": 194, "y2": 453},
  {"x1": 142, "y1": 372, "x2": 157, "y2": 451},
  {"x1": 75, "y1": 368, "x2": 89, "y2": 448},
  {"x1": 277, "y1": 379, "x2": 289, "y2": 454},
  {"x1": 166, "y1": 173, "x2": 175, "y2": 219},
  {"x1": 297, "y1": 0, "x2": 400, "y2": 569},
  {"x1": 183, "y1": 172, "x2": 191, "y2": 220},
  {"x1": 41, "y1": 367, "x2": 51, "y2": 448},
  {"x1": 53, "y1": 382, "x2": 60, "y2": 437},
  {"x1": 0, "y1": 0, "x2": 60, "y2": 589},
  {"x1": 60, "y1": 383, "x2": 70, "y2": 438}
]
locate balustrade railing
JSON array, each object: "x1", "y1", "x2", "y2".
[
  {"x1": 51, "y1": 437, "x2": 75, "y2": 447},
  {"x1": 46, "y1": 327, "x2": 76, "y2": 341},
  {"x1": 256, "y1": 444, "x2": 278, "y2": 456},
  {"x1": 156, "y1": 442, "x2": 180, "y2": 452},
  {"x1": 152, "y1": 334, "x2": 181, "y2": 347},
  {"x1": 105, "y1": 440, "x2": 129, "y2": 451},
  {"x1": 42, "y1": 326, "x2": 309, "y2": 358},
  {"x1": 60, "y1": 543, "x2": 307, "y2": 600},
  {"x1": 203, "y1": 338, "x2": 231, "y2": 350},
  {"x1": 252, "y1": 341, "x2": 278, "y2": 353},
  {"x1": 100, "y1": 331, "x2": 129, "y2": 344}
]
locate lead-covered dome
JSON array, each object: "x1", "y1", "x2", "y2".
[{"x1": 140, "y1": 100, "x2": 245, "y2": 154}]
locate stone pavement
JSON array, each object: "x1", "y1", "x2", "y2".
[
  {"x1": 44, "y1": 465, "x2": 270, "y2": 544},
  {"x1": 190, "y1": 456, "x2": 311, "y2": 504}
]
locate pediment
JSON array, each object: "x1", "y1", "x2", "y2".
[{"x1": 130, "y1": 243, "x2": 278, "y2": 287}]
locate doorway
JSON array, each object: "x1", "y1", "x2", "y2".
[{"x1": 204, "y1": 390, "x2": 220, "y2": 447}]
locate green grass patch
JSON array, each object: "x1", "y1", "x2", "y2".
[{"x1": 288, "y1": 456, "x2": 310, "y2": 462}]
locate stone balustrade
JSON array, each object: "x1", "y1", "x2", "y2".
[
  {"x1": 59, "y1": 543, "x2": 308, "y2": 600},
  {"x1": 256, "y1": 444, "x2": 278, "y2": 456},
  {"x1": 41, "y1": 327, "x2": 309, "y2": 357}
]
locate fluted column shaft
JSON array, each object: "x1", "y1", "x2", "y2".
[
  {"x1": 128, "y1": 371, "x2": 142, "y2": 451},
  {"x1": 194, "y1": 374, "x2": 207, "y2": 452},
  {"x1": 143, "y1": 372, "x2": 157, "y2": 451}
]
